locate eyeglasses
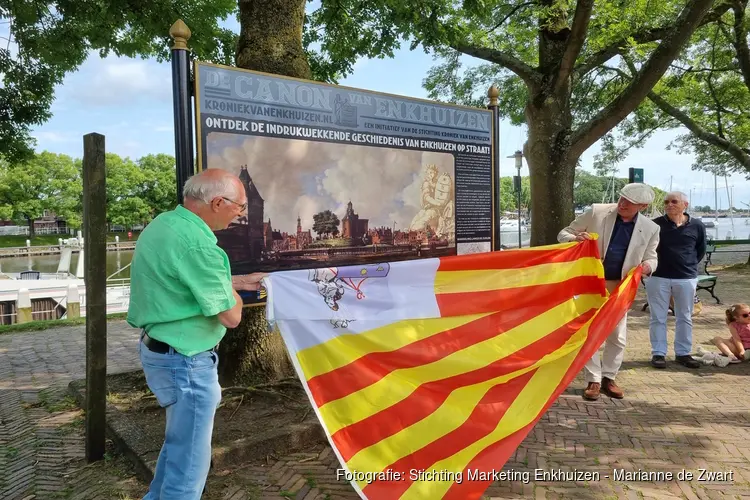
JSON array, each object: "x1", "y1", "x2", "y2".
[
  {"x1": 664, "y1": 199, "x2": 681, "y2": 205},
  {"x1": 222, "y1": 197, "x2": 247, "y2": 211}
]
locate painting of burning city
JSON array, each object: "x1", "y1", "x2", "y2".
[{"x1": 204, "y1": 132, "x2": 456, "y2": 273}]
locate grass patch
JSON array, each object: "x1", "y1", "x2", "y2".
[
  {"x1": 0, "y1": 312, "x2": 128, "y2": 334},
  {"x1": 0, "y1": 233, "x2": 139, "y2": 248}
]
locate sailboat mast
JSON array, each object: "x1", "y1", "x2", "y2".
[
  {"x1": 724, "y1": 176, "x2": 735, "y2": 235},
  {"x1": 714, "y1": 174, "x2": 719, "y2": 221}
]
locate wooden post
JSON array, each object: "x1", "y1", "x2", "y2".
[{"x1": 83, "y1": 133, "x2": 107, "y2": 462}]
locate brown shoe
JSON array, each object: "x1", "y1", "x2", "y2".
[
  {"x1": 583, "y1": 382, "x2": 600, "y2": 401},
  {"x1": 601, "y1": 377, "x2": 624, "y2": 399}
]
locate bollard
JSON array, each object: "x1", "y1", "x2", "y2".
[
  {"x1": 26, "y1": 239, "x2": 30, "y2": 247},
  {"x1": 115, "y1": 235, "x2": 119, "y2": 244},
  {"x1": 59, "y1": 238, "x2": 63, "y2": 248},
  {"x1": 17, "y1": 288, "x2": 32, "y2": 324},
  {"x1": 67, "y1": 284, "x2": 81, "y2": 319},
  {"x1": 77, "y1": 230, "x2": 82, "y2": 239}
]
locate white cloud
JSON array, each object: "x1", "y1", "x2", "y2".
[
  {"x1": 31, "y1": 131, "x2": 74, "y2": 144},
  {"x1": 62, "y1": 55, "x2": 171, "y2": 107}
]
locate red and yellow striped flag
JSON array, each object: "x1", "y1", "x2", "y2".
[{"x1": 264, "y1": 239, "x2": 641, "y2": 499}]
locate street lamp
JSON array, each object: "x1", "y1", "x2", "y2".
[{"x1": 507, "y1": 150, "x2": 523, "y2": 248}]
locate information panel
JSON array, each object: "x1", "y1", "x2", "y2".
[{"x1": 194, "y1": 62, "x2": 494, "y2": 301}]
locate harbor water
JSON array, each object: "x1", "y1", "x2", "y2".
[{"x1": 0, "y1": 249, "x2": 134, "y2": 278}]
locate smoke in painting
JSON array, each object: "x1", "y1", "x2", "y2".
[{"x1": 206, "y1": 133, "x2": 456, "y2": 272}]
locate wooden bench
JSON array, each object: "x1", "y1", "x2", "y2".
[{"x1": 696, "y1": 272, "x2": 720, "y2": 304}]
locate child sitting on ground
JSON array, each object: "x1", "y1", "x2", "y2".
[{"x1": 711, "y1": 303, "x2": 750, "y2": 362}]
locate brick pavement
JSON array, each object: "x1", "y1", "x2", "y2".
[
  {"x1": 1, "y1": 268, "x2": 749, "y2": 499},
  {"x1": 0, "y1": 322, "x2": 143, "y2": 499}
]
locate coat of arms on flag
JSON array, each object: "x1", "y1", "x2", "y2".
[{"x1": 263, "y1": 239, "x2": 641, "y2": 499}]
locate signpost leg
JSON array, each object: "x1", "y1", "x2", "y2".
[
  {"x1": 488, "y1": 85, "x2": 501, "y2": 251},
  {"x1": 170, "y1": 19, "x2": 195, "y2": 204},
  {"x1": 83, "y1": 133, "x2": 107, "y2": 462}
]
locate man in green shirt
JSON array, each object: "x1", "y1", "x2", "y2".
[{"x1": 128, "y1": 168, "x2": 266, "y2": 499}]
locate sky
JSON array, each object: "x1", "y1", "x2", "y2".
[{"x1": 6, "y1": 18, "x2": 749, "y2": 211}]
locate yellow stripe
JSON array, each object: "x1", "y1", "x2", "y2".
[
  {"x1": 297, "y1": 314, "x2": 490, "y2": 380},
  {"x1": 349, "y1": 318, "x2": 589, "y2": 490},
  {"x1": 320, "y1": 293, "x2": 604, "y2": 436},
  {"x1": 434, "y1": 257, "x2": 603, "y2": 294},
  {"x1": 400, "y1": 327, "x2": 585, "y2": 498}
]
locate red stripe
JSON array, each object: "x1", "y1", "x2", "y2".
[
  {"x1": 442, "y1": 421, "x2": 537, "y2": 500},
  {"x1": 308, "y1": 279, "x2": 603, "y2": 408},
  {"x1": 333, "y1": 309, "x2": 596, "y2": 463},
  {"x1": 360, "y1": 371, "x2": 535, "y2": 499},
  {"x1": 441, "y1": 271, "x2": 641, "y2": 500},
  {"x1": 436, "y1": 275, "x2": 606, "y2": 317},
  {"x1": 354, "y1": 311, "x2": 596, "y2": 499},
  {"x1": 437, "y1": 240, "x2": 598, "y2": 272}
]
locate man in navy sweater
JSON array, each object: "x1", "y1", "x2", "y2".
[{"x1": 646, "y1": 191, "x2": 706, "y2": 369}]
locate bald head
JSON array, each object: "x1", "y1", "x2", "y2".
[
  {"x1": 183, "y1": 168, "x2": 243, "y2": 204},
  {"x1": 182, "y1": 169, "x2": 247, "y2": 231}
]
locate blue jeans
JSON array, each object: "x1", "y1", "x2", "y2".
[
  {"x1": 646, "y1": 276, "x2": 699, "y2": 357},
  {"x1": 139, "y1": 338, "x2": 222, "y2": 499}
]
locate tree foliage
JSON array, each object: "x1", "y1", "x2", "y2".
[
  {"x1": 0, "y1": 151, "x2": 82, "y2": 235},
  {"x1": 0, "y1": 0, "x2": 237, "y2": 163},
  {"x1": 312, "y1": 210, "x2": 341, "y2": 238},
  {"x1": 600, "y1": 1, "x2": 750, "y2": 178},
  {"x1": 306, "y1": 0, "x2": 721, "y2": 244},
  {"x1": 0, "y1": 151, "x2": 176, "y2": 230}
]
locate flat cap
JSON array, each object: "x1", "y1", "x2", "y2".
[{"x1": 620, "y1": 183, "x2": 655, "y2": 205}]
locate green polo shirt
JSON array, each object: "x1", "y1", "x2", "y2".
[{"x1": 127, "y1": 205, "x2": 236, "y2": 356}]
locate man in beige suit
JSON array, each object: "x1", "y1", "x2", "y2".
[{"x1": 558, "y1": 183, "x2": 659, "y2": 401}]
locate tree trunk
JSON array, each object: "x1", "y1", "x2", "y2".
[
  {"x1": 235, "y1": 0, "x2": 312, "y2": 80},
  {"x1": 524, "y1": 93, "x2": 578, "y2": 246},
  {"x1": 217, "y1": 0, "x2": 312, "y2": 386},
  {"x1": 217, "y1": 306, "x2": 293, "y2": 386},
  {"x1": 26, "y1": 215, "x2": 35, "y2": 238}
]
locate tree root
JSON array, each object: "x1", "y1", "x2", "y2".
[
  {"x1": 229, "y1": 395, "x2": 244, "y2": 420},
  {"x1": 222, "y1": 386, "x2": 299, "y2": 402}
]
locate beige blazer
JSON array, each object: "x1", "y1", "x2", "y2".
[{"x1": 557, "y1": 204, "x2": 659, "y2": 280}]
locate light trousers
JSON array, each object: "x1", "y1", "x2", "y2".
[
  {"x1": 645, "y1": 276, "x2": 699, "y2": 357},
  {"x1": 584, "y1": 280, "x2": 627, "y2": 383}
]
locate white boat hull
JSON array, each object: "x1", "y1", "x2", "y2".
[{"x1": 0, "y1": 278, "x2": 130, "y2": 319}]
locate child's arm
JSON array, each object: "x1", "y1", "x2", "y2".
[{"x1": 729, "y1": 324, "x2": 745, "y2": 358}]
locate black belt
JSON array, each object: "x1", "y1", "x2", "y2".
[
  {"x1": 141, "y1": 332, "x2": 217, "y2": 355},
  {"x1": 142, "y1": 332, "x2": 173, "y2": 354}
]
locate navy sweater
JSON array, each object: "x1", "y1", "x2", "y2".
[{"x1": 651, "y1": 214, "x2": 707, "y2": 279}]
